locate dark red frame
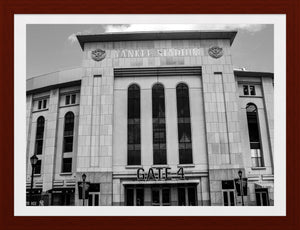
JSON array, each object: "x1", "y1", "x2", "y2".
[{"x1": 0, "y1": 0, "x2": 299, "y2": 229}]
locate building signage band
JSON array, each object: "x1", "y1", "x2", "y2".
[
  {"x1": 91, "y1": 48, "x2": 210, "y2": 59},
  {"x1": 137, "y1": 167, "x2": 184, "y2": 181},
  {"x1": 91, "y1": 47, "x2": 224, "y2": 59}
]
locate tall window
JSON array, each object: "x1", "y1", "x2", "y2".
[
  {"x1": 62, "y1": 112, "x2": 74, "y2": 173},
  {"x1": 246, "y1": 103, "x2": 263, "y2": 167},
  {"x1": 63, "y1": 112, "x2": 75, "y2": 153},
  {"x1": 62, "y1": 158, "x2": 72, "y2": 173},
  {"x1": 176, "y1": 83, "x2": 193, "y2": 164},
  {"x1": 35, "y1": 116, "x2": 45, "y2": 155},
  {"x1": 152, "y1": 83, "x2": 167, "y2": 165},
  {"x1": 127, "y1": 84, "x2": 141, "y2": 165}
]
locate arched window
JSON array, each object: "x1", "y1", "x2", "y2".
[
  {"x1": 35, "y1": 116, "x2": 45, "y2": 155},
  {"x1": 62, "y1": 112, "x2": 74, "y2": 173},
  {"x1": 176, "y1": 83, "x2": 193, "y2": 164},
  {"x1": 152, "y1": 83, "x2": 167, "y2": 165},
  {"x1": 246, "y1": 103, "x2": 263, "y2": 167},
  {"x1": 127, "y1": 84, "x2": 141, "y2": 165}
]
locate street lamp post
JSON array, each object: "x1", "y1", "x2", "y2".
[
  {"x1": 29, "y1": 155, "x2": 38, "y2": 206},
  {"x1": 82, "y1": 174, "x2": 86, "y2": 206},
  {"x1": 238, "y1": 170, "x2": 244, "y2": 206}
]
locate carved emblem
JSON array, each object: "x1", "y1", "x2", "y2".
[
  {"x1": 208, "y1": 46, "x2": 223, "y2": 59},
  {"x1": 91, "y1": 49, "x2": 106, "y2": 61}
]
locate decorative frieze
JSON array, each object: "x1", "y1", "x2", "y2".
[
  {"x1": 91, "y1": 49, "x2": 106, "y2": 61},
  {"x1": 208, "y1": 46, "x2": 223, "y2": 59}
]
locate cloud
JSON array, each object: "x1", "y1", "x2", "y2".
[
  {"x1": 104, "y1": 24, "x2": 267, "y2": 34},
  {"x1": 68, "y1": 32, "x2": 81, "y2": 44},
  {"x1": 103, "y1": 24, "x2": 130, "y2": 32},
  {"x1": 67, "y1": 25, "x2": 113, "y2": 44},
  {"x1": 67, "y1": 24, "x2": 267, "y2": 44}
]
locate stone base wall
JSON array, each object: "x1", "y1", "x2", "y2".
[
  {"x1": 75, "y1": 172, "x2": 112, "y2": 206},
  {"x1": 209, "y1": 168, "x2": 245, "y2": 206}
]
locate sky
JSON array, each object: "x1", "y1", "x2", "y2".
[{"x1": 26, "y1": 24, "x2": 274, "y2": 78}]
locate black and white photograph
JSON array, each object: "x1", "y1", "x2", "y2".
[{"x1": 14, "y1": 15, "x2": 285, "y2": 215}]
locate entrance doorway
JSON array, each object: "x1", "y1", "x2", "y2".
[
  {"x1": 50, "y1": 188, "x2": 75, "y2": 206},
  {"x1": 222, "y1": 190, "x2": 235, "y2": 206},
  {"x1": 88, "y1": 193, "x2": 99, "y2": 206},
  {"x1": 222, "y1": 180, "x2": 236, "y2": 206},
  {"x1": 124, "y1": 184, "x2": 198, "y2": 206},
  {"x1": 177, "y1": 186, "x2": 197, "y2": 206},
  {"x1": 255, "y1": 188, "x2": 269, "y2": 206},
  {"x1": 125, "y1": 186, "x2": 144, "y2": 206},
  {"x1": 151, "y1": 186, "x2": 171, "y2": 206}
]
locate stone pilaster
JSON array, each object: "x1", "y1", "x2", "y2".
[
  {"x1": 201, "y1": 40, "x2": 244, "y2": 205},
  {"x1": 262, "y1": 77, "x2": 274, "y2": 172},
  {"x1": 26, "y1": 95, "x2": 33, "y2": 170},
  {"x1": 42, "y1": 89, "x2": 59, "y2": 192},
  {"x1": 76, "y1": 42, "x2": 114, "y2": 205}
]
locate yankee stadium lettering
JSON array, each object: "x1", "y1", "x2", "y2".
[{"x1": 113, "y1": 48, "x2": 203, "y2": 58}]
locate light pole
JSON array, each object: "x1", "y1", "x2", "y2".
[
  {"x1": 238, "y1": 170, "x2": 244, "y2": 206},
  {"x1": 82, "y1": 173, "x2": 86, "y2": 206},
  {"x1": 29, "y1": 155, "x2": 38, "y2": 206}
]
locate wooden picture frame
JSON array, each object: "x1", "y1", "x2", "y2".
[{"x1": 0, "y1": 0, "x2": 299, "y2": 229}]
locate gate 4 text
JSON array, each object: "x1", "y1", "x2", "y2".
[{"x1": 137, "y1": 167, "x2": 184, "y2": 181}]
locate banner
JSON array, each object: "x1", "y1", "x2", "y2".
[
  {"x1": 234, "y1": 178, "x2": 248, "y2": 196},
  {"x1": 78, "y1": 182, "x2": 90, "y2": 199}
]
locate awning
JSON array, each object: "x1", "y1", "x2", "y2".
[
  {"x1": 48, "y1": 187, "x2": 75, "y2": 194},
  {"x1": 255, "y1": 182, "x2": 274, "y2": 189},
  {"x1": 122, "y1": 179, "x2": 200, "y2": 185},
  {"x1": 26, "y1": 188, "x2": 42, "y2": 194}
]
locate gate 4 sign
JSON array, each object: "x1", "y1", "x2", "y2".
[{"x1": 137, "y1": 167, "x2": 184, "y2": 181}]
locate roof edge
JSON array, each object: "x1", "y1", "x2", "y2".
[
  {"x1": 234, "y1": 70, "x2": 274, "y2": 78},
  {"x1": 76, "y1": 30, "x2": 237, "y2": 50}
]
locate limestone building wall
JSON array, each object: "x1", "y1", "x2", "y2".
[
  {"x1": 237, "y1": 76, "x2": 274, "y2": 205},
  {"x1": 76, "y1": 38, "x2": 238, "y2": 206},
  {"x1": 26, "y1": 86, "x2": 81, "y2": 204},
  {"x1": 26, "y1": 31, "x2": 274, "y2": 206}
]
